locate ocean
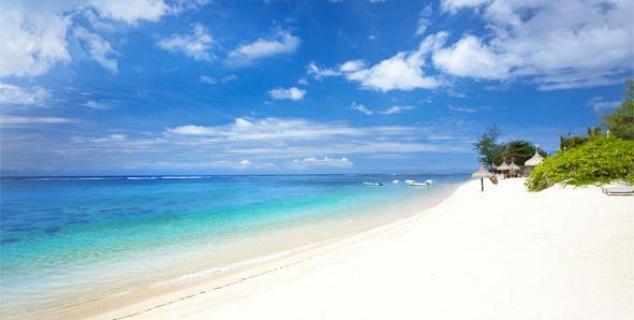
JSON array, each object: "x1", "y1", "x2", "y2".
[{"x1": 0, "y1": 174, "x2": 466, "y2": 319}]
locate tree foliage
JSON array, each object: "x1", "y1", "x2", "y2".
[
  {"x1": 503, "y1": 140, "x2": 544, "y2": 165},
  {"x1": 526, "y1": 136, "x2": 634, "y2": 191},
  {"x1": 473, "y1": 126, "x2": 504, "y2": 168},
  {"x1": 474, "y1": 126, "x2": 544, "y2": 168},
  {"x1": 603, "y1": 79, "x2": 634, "y2": 140}
]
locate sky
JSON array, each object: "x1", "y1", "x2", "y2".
[{"x1": 0, "y1": 0, "x2": 632, "y2": 176}]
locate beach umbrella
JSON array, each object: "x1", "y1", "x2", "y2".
[
  {"x1": 524, "y1": 150, "x2": 544, "y2": 166},
  {"x1": 508, "y1": 161, "x2": 520, "y2": 172},
  {"x1": 472, "y1": 164, "x2": 494, "y2": 192},
  {"x1": 497, "y1": 161, "x2": 510, "y2": 171}
]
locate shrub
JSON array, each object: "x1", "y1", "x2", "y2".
[{"x1": 526, "y1": 136, "x2": 634, "y2": 191}]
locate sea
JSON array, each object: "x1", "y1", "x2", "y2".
[{"x1": 0, "y1": 174, "x2": 467, "y2": 319}]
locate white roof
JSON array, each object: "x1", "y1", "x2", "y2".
[
  {"x1": 497, "y1": 162, "x2": 510, "y2": 171},
  {"x1": 524, "y1": 150, "x2": 544, "y2": 166}
]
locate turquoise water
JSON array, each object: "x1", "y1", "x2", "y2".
[{"x1": 0, "y1": 174, "x2": 466, "y2": 318}]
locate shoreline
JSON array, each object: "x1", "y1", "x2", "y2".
[
  {"x1": 39, "y1": 180, "x2": 464, "y2": 320},
  {"x1": 95, "y1": 178, "x2": 633, "y2": 320}
]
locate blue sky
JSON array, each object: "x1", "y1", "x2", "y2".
[{"x1": 0, "y1": 0, "x2": 632, "y2": 175}]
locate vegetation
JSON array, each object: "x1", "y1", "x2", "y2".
[
  {"x1": 473, "y1": 126, "x2": 504, "y2": 168},
  {"x1": 559, "y1": 127, "x2": 601, "y2": 151},
  {"x1": 603, "y1": 79, "x2": 634, "y2": 140},
  {"x1": 474, "y1": 126, "x2": 544, "y2": 169},
  {"x1": 526, "y1": 136, "x2": 634, "y2": 191}
]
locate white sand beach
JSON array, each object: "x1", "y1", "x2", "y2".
[{"x1": 94, "y1": 178, "x2": 634, "y2": 320}]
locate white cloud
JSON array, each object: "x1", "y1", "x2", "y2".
[
  {"x1": 74, "y1": 26, "x2": 118, "y2": 73},
  {"x1": 227, "y1": 31, "x2": 299, "y2": 66},
  {"x1": 292, "y1": 156, "x2": 353, "y2": 169},
  {"x1": 434, "y1": 0, "x2": 634, "y2": 89},
  {"x1": 316, "y1": 33, "x2": 446, "y2": 91},
  {"x1": 0, "y1": 115, "x2": 74, "y2": 126},
  {"x1": 432, "y1": 35, "x2": 519, "y2": 80},
  {"x1": 0, "y1": 83, "x2": 51, "y2": 107},
  {"x1": 166, "y1": 117, "x2": 365, "y2": 141},
  {"x1": 351, "y1": 102, "x2": 373, "y2": 115},
  {"x1": 199, "y1": 75, "x2": 216, "y2": 84},
  {"x1": 0, "y1": 0, "x2": 206, "y2": 79},
  {"x1": 307, "y1": 62, "x2": 340, "y2": 80},
  {"x1": 0, "y1": 5, "x2": 71, "y2": 78},
  {"x1": 83, "y1": 100, "x2": 109, "y2": 109},
  {"x1": 88, "y1": 0, "x2": 169, "y2": 24},
  {"x1": 441, "y1": 0, "x2": 491, "y2": 13},
  {"x1": 199, "y1": 74, "x2": 238, "y2": 84},
  {"x1": 158, "y1": 23, "x2": 213, "y2": 61},
  {"x1": 379, "y1": 105, "x2": 416, "y2": 115},
  {"x1": 339, "y1": 60, "x2": 366, "y2": 72},
  {"x1": 415, "y1": 3, "x2": 433, "y2": 36},
  {"x1": 268, "y1": 87, "x2": 306, "y2": 101},
  {"x1": 351, "y1": 102, "x2": 416, "y2": 116},
  {"x1": 587, "y1": 96, "x2": 621, "y2": 112}
]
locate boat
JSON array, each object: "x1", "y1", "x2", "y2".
[
  {"x1": 406, "y1": 179, "x2": 432, "y2": 187},
  {"x1": 391, "y1": 179, "x2": 400, "y2": 184},
  {"x1": 362, "y1": 181, "x2": 383, "y2": 186}
]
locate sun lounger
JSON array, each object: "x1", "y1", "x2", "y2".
[{"x1": 602, "y1": 186, "x2": 634, "y2": 196}]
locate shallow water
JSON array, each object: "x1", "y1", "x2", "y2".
[{"x1": 0, "y1": 174, "x2": 466, "y2": 318}]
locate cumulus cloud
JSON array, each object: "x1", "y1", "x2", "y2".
[
  {"x1": 291, "y1": 156, "x2": 353, "y2": 169},
  {"x1": 311, "y1": 33, "x2": 446, "y2": 91},
  {"x1": 434, "y1": 0, "x2": 634, "y2": 89},
  {"x1": 440, "y1": 0, "x2": 491, "y2": 13},
  {"x1": 268, "y1": 87, "x2": 306, "y2": 101},
  {"x1": 226, "y1": 31, "x2": 299, "y2": 66},
  {"x1": 74, "y1": 26, "x2": 118, "y2": 73},
  {"x1": 158, "y1": 23, "x2": 213, "y2": 61},
  {"x1": 0, "y1": 0, "x2": 206, "y2": 79},
  {"x1": 0, "y1": 115, "x2": 74, "y2": 126},
  {"x1": 0, "y1": 5, "x2": 71, "y2": 78},
  {"x1": 432, "y1": 35, "x2": 519, "y2": 80},
  {"x1": 0, "y1": 83, "x2": 51, "y2": 107},
  {"x1": 87, "y1": 0, "x2": 169, "y2": 24}
]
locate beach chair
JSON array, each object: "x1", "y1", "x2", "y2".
[{"x1": 601, "y1": 186, "x2": 634, "y2": 196}]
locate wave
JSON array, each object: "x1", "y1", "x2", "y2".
[
  {"x1": 125, "y1": 177, "x2": 159, "y2": 180},
  {"x1": 149, "y1": 250, "x2": 293, "y2": 288}
]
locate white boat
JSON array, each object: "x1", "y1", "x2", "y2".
[
  {"x1": 391, "y1": 179, "x2": 400, "y2": 184},
  {"x1": 362, "y1": 181, "x2": 383, "y2": 186},
  {"x1": 406, "y1": 179, "x2": 432, "y2": 187}
]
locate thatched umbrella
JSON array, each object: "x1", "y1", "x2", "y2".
[
  {"x1": 497, "y1": 161, "x2": 510, "y2": 172},
  {"x1": 472, "y1": 164, "x2": 494, "y2": 192},
  {"x1": 524, "y1": 150, "x2": 544, "y2": 167}
]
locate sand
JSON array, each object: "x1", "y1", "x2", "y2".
[{"x1": 92, "y1": 178, "x2": 634, "y2": 320}]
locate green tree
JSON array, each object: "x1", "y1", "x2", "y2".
[
  {"x1": 603, "y1": 79, "x2": 634, "y2": 140},
  {"x1": 473, "y1": 126, "x2": 504, "y2": 168},
  {"x1": 503, "y1": 140, "x2": 544, "y2": 165}
]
